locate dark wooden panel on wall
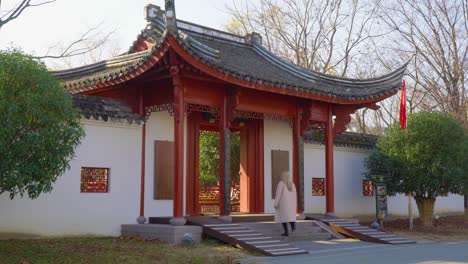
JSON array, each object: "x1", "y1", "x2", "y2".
[
  {"x1": 271, "y1": 150, "x2": 289, "y2": 199},
  {"x1": 154, "y1": 141, "x2": 174, "y2": 200}
]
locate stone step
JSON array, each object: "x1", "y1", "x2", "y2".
[
  {"x1": 269, "y1": 232, "x2": 333, "y2": 242},
  {"x1": 237, "y1": 221, "x2": 332, "y2": 242},
  {"x1": 320, "y1": 218, "x2": 417, "y2": 245},
  {"x1": 240, "y1": 227, "x2": 324, "y2": 233},
  {"x1": 240, "y1": 221, "x2": 320, "y2": 226},
  {"x1": 270, "y1": 249, "x2": 309, "y2": 256},
  {"x1": 240, "y1": 223, "x2": 322, "y2": 230}
]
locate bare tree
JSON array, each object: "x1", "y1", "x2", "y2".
[
  {"x1": 39, "y1": 23, "x2": 115, "y2": 61},
  {"x1": 1, "y1": 0, "x2": 113, "y2": 62},
  {"x1": 0, "y1": 0, "x2": 55, "y2": 30},
  {"x1": 225, "y1": 0, "x2": 385, "y2": 77},
  {"x1": 225, "y1": 0, "x2": 467, "y2": 133},
  {"x1": 349, "y1": 48, "x2": 432, "y2": 135},
  {"x1": 49, "y1": 35, "x2": 123, "y2": 70},
  {"x1": 225, "y1": 0, "x2": 401, "y2": 135},
  {"x1": 378, "y1": 0, "x2": 468, "y2": 127}
]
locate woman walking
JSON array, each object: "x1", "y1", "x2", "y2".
[{"x1": 274, "y1": 171, "x2": 297, "y2": 236}]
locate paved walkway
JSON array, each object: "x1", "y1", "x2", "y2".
[{"x1": 236, "y1": 240, "x2": 468, "y2": 264}]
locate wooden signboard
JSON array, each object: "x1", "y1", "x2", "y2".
[
  {"x1": 154, "y1": 140, "x2": 174, "y2": 200},
  {"x1": 375, "y1": 181, "x2": 388, "y2": 220},
  {"x1": 271, "y1": 150, "x2": 289, "y2": 199}
]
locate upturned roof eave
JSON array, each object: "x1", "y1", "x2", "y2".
[
  {"x1": 167, "y1": 33, "x2": 402, "y2": 104},
  {"x1": 53, "y1": 31, "x2": 404, "y2": 105}
]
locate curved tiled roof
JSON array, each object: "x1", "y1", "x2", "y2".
[
  {"x1": 50, "y1": 49, "x2": 153, "y2": 91},
  {"x1": 51, "y1": 5, "x2": 407, "y2": 102}
]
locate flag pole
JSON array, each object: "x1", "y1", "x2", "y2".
[{"x1": 400, "y1": 80, "x2": 413, "y2": 230}]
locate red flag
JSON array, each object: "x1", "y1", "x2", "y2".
[{"x1": 399, "y1": 80, "x2": 407, "y2": 129}]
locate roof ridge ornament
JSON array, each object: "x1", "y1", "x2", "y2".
[
  {"x1": 145, "y1": 4, "x2": 164, "y2": 22},
  {"x1": 165, "y1": 0, "x2": 177, "y2": 33},
  {"x1": 245, "y1": 32, "x2": 262, "y2": 46}
]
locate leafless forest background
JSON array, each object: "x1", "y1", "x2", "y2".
[
  {"x1": 1, "y1": 0, "x2": 467, "y2": 131},
  {"x1": 225, "y1": 0, "x2": 467, "y2": 133}
]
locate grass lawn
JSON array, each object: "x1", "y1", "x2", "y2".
[{"x1": 0, "y1": 237, "x2": 253, "y2": 264}]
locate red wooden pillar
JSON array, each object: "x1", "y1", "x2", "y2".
[
  {"x1": 219, "y1": 90, "x2": 232, "y2": 216},
  {"x1": 139, "y1": 88, "x2": 146, "y2": 217},
  {"x1": 325, "y1": 104, "x2": 335, "y2": 214},
  {"x1": 292, "y1": 107, "x2": 301, "y2": 213},
  {"x1": 294, "y1": 104, "x2": 306, "y2": 213},
  {"x1": 172, "y1": 68, "x2": 184, "y2": 217},
  {"x1": 219, "y1": 94, "x2": 227, "y2": 216}
]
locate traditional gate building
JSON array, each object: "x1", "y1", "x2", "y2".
[{"x1": 0, "y1": 2, "x2": 463, "y2": 236}]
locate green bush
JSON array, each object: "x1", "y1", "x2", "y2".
[
  {"x1": 199, "y1": 131, "x2": 240, "y2": 186},
  {"x1": 0, "y1": 49, "x2": 84, "y2": 199},
  {"x1": 365, "y1": 111, "x2": 467, "y2": 226}
]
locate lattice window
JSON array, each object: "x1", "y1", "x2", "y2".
[
  {"x1": 312, "y1": 178, "x2": 325, "y2": 196},
  {"x1": 80, "y1": 167, "x2": 109, "y2": 193},
  {"x1": 198, "y1": 185, "x2": 241, "y2": 214},
  {"x1": 199, "y1": 185, "x2": 220, "y2": 215},
  {"x1": 362, "y1": 180, "x2": 374, "y2": 196}
]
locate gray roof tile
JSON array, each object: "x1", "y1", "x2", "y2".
[
  {"x1": 304, "y1": 129, "x2": 378, "y2": 149},
  {"x1": 72, "y1": 94, "x2": 142, "y2": 125},
  {"x1": 52, "y1": 13, "x2": 406, "y2": 101}
]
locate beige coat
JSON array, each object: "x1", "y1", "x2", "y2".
[{"x1": 274, "y1": 181, "x2": 297, "y2": 223}]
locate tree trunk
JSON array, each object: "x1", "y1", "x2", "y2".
[
  {"x1": 464, "y1": 194, "x2": 467, "y2": 210},
  {"x1": 415, "y1": 197, "x2": 436, "y2": 227}
]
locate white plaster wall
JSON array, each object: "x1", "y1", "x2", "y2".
[
  {"x1": 144, "y1": 112, "x2": 172, "y2": 216},
  {"x1": 388, "y1": 194, "x2": 464, "y2": 217},
  {"x1": 304, "y1": 144, "x2": 375, "y2": 216},
  {"x1": 303, "y1": 144, "x2": 464, "y2": 217},
  {"x1": 263, "y1": 120, "x2": 293, "y2": 214},
  {"x1": 0, "y1": 120, "x2": 141, "y2": 236},
  {"x1": 144, "y1": 112, "x2": 186, "y2": 217},
  {"x1": 303, "y1": 145, "x2": 326, "y2": 214},
  {"x1": 333, "y1": 147, "x2": 376, "y2": 217}
]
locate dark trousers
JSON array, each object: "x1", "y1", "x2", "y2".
[{"x1": 282, "y1": 222, "x2": 296, "y2": 234}]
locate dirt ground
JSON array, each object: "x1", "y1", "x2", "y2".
[{"x1": 381, "y1": 212, "x2": 468, "y2": 242}]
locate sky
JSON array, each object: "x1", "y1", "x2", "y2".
[{"x1": 0, "y1": 0, "x2": 239, "y2": 66}]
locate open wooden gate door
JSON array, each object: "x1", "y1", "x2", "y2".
[{"x1": 186, "y1": 113, "x2": 264, "y2": 216}]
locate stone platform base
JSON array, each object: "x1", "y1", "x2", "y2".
[{"x1": 121, "y1": 224, "x2": 202, "y2": 244}]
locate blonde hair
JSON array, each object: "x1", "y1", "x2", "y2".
[{"x1": 281, "y1": 171, "x2": 293, "y2": 191}]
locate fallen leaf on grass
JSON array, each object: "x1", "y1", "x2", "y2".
[{"x1": 19, "y1": 258, "x2": 30, "y2": 264}]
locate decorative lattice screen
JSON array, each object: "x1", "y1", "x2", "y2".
[
  {"x1": 80, "y1": 167, "x2": 109, "y2": 193},
  {"x1": 312, "y1": 178, "x2": 325, "y2": 196},
  {"x1": 362, "y1": 180, "x2": 374, "y2": 196}
]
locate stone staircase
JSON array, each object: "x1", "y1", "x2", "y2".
[{"x1": 238, "y1": 220, "x2": 334, "y2": 242}]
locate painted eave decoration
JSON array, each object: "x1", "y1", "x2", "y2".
[{"x1": 50, "y1": 4, "x2": 408, "y2": 104}]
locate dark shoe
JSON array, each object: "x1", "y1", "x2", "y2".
[{"x1": 281, "y1": 233, "x2": 289, "y2": 236}]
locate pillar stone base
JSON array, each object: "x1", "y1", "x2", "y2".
[
  {"x1": 218, "y1": 215, "x2": 232, "y2": 223},
  {"x1": 297, "y1": 214, "x2": 306, "y2": 220},
  {"x1": 169, "y1": 217, "x2": 187, "y2": 226},
  {"x1": 136, "y1": 216, "x2": 147, "y2": 224}
]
